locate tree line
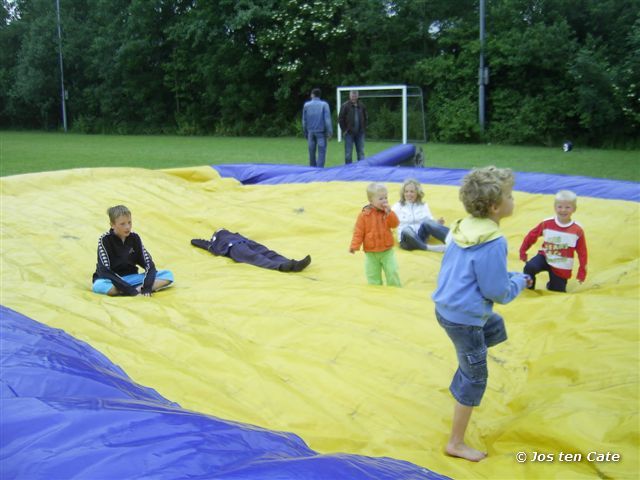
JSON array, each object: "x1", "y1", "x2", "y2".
[{"x1": 1, "y1": 0, "x2": 638, "y2": 147}]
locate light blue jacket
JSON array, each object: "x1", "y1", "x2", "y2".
[
  {"x1": 302, "y1": 98, "x2": 333, "y2": 136},
  {"x1": 432, "y1": 216, "x2": 528, "y2": 326}
]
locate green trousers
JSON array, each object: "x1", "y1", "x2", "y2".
[{"x1": 364, "y1": 249, "x2": 401, "y2": 287}]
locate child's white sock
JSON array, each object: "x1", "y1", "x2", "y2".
[{"x1": 426, "y1": 244, "x2": 446, "y2": 253}]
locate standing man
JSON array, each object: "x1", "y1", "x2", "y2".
[
  {"x1": 338, "y1": 90, "x2": 368, "y2": 164},
  {"x1": 302, "y1": 88, "x2": 333, "y2": 168}
]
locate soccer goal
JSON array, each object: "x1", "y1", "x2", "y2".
[{"x1": 336, "y1": 85, "x2": 426, "y2": 144}]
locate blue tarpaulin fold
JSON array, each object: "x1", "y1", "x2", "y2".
[
  {"x1": 0, "y1": 305, "x2": 448, "y2": 480},
  {"x1": 212, "y1": 144, "x2": 639, "y2": 202}
]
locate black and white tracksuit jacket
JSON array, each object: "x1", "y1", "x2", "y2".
[{"x1": 93, "y1": 229, "x2": 157, "y2": 295}]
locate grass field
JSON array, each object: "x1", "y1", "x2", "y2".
[{"x1": 1, "y1": 131, "x2": 639, "y2": 181}]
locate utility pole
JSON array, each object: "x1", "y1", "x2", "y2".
[
  {"x1": 56, "y1": 0, "x2": 68, "y2": 132},
  {"x1": 478, "y1": 0, "x2": 486, "y2": 132}
]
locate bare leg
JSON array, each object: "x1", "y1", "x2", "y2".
[{"x1": 446, "y1": 401, "x2": 487, "y2": 462}]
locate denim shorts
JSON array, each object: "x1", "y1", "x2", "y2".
[
  {"x1": 435, "y1": 309, "x2": 507, "y2": 407},
  {"x1": 92, "y1": 270, "x2": 174, "y2": 295}
]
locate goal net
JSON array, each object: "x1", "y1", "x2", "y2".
[{"x1": 336, "y1": 85, "x2": 426, "y2": 144}]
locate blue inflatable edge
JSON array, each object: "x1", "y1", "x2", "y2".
[
  {"x1": 212, "y1": 164, "x2": 639, "y2": 202},
  {"x1": 0, "y1": 305, "x2": 449, "y2": 480}
]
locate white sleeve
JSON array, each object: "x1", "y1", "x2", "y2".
[{"x1": 422, "y1": 203, "x2": 434, "y2": 220}]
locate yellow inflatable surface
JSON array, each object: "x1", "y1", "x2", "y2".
[{"x1": 1, "y1": 166, "x2": 638, "y2": 479}]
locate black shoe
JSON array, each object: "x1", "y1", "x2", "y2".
[
  {"x1": 291, "y1": 255, "x2": 311, "y2": 272},
  {"x1": 191, "y1": 238, "x2": 212, "y2": 251},
  {"x1": 278, "y1": 260, "x2": 295, "y2": 272}
]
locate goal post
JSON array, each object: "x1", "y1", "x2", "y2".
[{"x1": 336, "y1": 85, "x2": 426, "y2": 144}]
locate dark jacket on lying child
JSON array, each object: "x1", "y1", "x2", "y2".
[{"x1": 191, "y1": 229, "x2": 311, "y2": 272}]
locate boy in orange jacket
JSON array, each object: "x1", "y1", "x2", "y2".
[{"x1": 349, "y1": 183, "x2": 401, "y2": 286}]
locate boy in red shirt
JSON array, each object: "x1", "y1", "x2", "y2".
[
  {"x1": 519, "y1": 190, "x2": 588, "y2": 292},
  {"x1": 349, "y1": 183, "x2": 401, "y2": 286}
]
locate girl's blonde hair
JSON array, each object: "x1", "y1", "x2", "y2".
[{"x1": 399, "y1": 178, "x2": 424, "y2": 205}]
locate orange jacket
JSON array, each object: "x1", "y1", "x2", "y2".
[{"x1": 350, "y1": 205, "x2": 399, "y2": 252}]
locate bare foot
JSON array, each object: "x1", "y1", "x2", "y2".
[{"x1": 446, "y1": 442, "x2": 487, "y2": 462}]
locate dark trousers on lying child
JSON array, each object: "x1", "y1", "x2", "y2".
[{"x1": 191, "y1": 229, "x2": 311, "y2": 272}]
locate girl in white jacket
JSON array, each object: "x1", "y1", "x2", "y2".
[{"x1": 391, "y1": 178, "x2": 449, "y2": 252}]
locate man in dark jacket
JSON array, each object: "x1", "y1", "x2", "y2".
[
  {"x1": 191, "y1": 229, "x2": 311, "y2": 272},
  {"x1": 338, "y1": 90, "x2": 368, "y2": 164}
]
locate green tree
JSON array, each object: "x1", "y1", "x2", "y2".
[
  {"x1": 76, "y1": 0, "x2": 178, "y2": 132},
  {"x1": 1, "y1": 0, "x2": 638, "y2": 145},
  {"x1": 0, "y1": 1, "x2": 25, "y2": 126},
  {"x1": 487, "y1": 14, "x2": 577, "y2": 144},
  {"x1": 569, "y1": 39, "x2": 619, "y2": 139},
  {"x1": 409, "y1": 1, "x2": 480, "y2": 142},
  {"x1": 6, "y1": 0, "x2": 60, "y2": 128},
  {"x1": 164, "y1": 1, "x2": 279, "y2": 135},
  {"x1": 614, "y1": 14, "x2": 640, "y2": 142},
  {"x1": 486, "y1": 0, "x2": 639, "y2": 145}
]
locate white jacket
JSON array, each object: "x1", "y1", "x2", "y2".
[{"x1": 391, "y1": 201, "x2": 434, "y2": 242}]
